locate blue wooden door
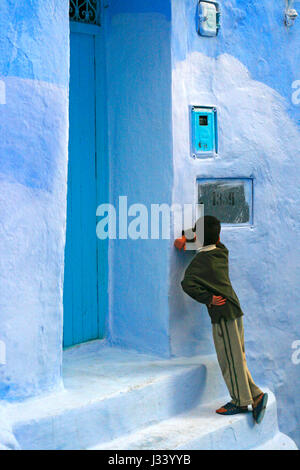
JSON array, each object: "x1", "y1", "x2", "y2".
[{"x1": 63, "y1": 30, "x2": 99, "y2": 348}]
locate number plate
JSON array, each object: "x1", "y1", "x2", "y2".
[{"x1": 197, "y1": 178, "x2": 253, "y2": 225}]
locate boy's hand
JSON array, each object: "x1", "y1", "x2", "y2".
[
  {"x1": 174, "y1": 235, "x2": 187, "y2": 251},
  {"x1": 211, "y1": 295, "x2": 227, "y2": 306}
]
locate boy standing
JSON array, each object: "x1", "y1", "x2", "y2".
[{"x1": 175, "y1": 215, "x2": 268, "y2": 423}]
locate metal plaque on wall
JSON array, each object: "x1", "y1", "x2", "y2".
[{"x1": 197, "y1": 178, "x2": 253, "y2": 225}]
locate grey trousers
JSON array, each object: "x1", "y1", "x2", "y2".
[{"x1": 212, "y1": 316, "x2": 263, "y2": 407}]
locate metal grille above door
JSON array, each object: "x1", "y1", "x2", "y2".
[{"x1": 70, "y1": 1, "x2": 100, "y2": 25}]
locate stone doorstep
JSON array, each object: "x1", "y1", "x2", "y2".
[
  {"x1": 4, "y1": 344, "x2": 296, "y2": 450},
  {"x1": 5, "y1": 345, "x2": 228, "y2": 450}
]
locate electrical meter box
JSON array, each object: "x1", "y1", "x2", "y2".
[
  {"x1": 191, "y1": 106, "x2": 218, "y2": 158},
  {"x1": 197, "y1": 1, "x2": 220, "y2": 37}
]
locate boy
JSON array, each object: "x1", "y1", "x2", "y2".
[{"x1": 175, "y1": 215, "x2": 268, "y2": 423}]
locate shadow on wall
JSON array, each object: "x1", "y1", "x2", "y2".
[{"x1": 0, "y1": 416, "x2": 20, "y2": 450}]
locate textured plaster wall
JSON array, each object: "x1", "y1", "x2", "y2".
[
  {"x1": 0, "y1": 0, "x2": 298, "y2": 449},
  {"x1": 170, "y1": 0, "x2": 300, "y2": 446},
  {"x1": 0, "y1": 0, "x2": 69, "y2": 400},
  {"x1": 105, "y1": 1, "x2": 173, "y2": 356}
]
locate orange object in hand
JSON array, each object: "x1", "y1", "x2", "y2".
[
  {"x1": 211, "y1": 295, "x2": 227, "y2": 306},
  {"x1": 174, "y1": 235, "x2": 187, "y2": 251}
]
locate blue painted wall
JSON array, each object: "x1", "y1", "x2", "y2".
[
  {"x1": 0, "y1": 0, "x2": 69, "y2": 399},
  {"x1": 170, "y1": 0, "x2": 300, "y2": 446},
  {"x1": 104, "y1": 0, "x2": 173, "y2": 356}
]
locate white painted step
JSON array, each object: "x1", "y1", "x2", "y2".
[
  {"x1": 252, "y1": 433, "x2": 298, "y2": 450},
  {"x1": 5, "y1": 345, "x2": 228, "y2": 450},
  {"x1": 89, "y1": 391, "x2": 297, "y2": 451}
]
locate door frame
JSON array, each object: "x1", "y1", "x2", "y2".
[{"x1": 66, "y1": 20, "x2": 108, "y2": 343}]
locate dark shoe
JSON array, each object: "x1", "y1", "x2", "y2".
[
  {"x1": 253, "y1": 393, "x2": 268, "y2": 424},
  {"x1": 216, "y1": 402, "x2": 249, "y2": 415}
]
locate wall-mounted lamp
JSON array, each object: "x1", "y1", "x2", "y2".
[
  {"x1": 285, "y1": 0, "x2": 298, "y2": 27},
  {"x1": 197, "y1": 1, "x2": 220, "y2": 37}
]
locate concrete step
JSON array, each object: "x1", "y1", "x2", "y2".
[
  {"x1": 89, "y1": 391, "x2": 296, "y2": 451},
  {"x1": 4, "y1": 344, "x2": 228, "y2": 450},
  {"x1": 252, "y1": 432, "x2": 298, "y2": 450}
]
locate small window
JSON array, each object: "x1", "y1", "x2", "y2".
[{"x1": 70, "y1": 1, "x2": 100, "y2": 26}]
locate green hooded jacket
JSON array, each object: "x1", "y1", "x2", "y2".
[{"x1": 181, "y1": 242, "x2": 243, "y2": 324}]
